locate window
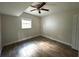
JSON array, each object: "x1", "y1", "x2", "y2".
[{"x1": 21, "y1": 19, "x2": 32, "y2": 29}]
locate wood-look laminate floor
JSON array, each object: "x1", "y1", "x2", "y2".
[{"x1": 1, "y1": 36, "x2": 78, "y2": 57}]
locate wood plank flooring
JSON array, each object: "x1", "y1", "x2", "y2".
[{"x1": 1, "y1": 36, "x2": 78, "y2": 57}]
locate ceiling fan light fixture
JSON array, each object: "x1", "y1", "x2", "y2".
[{"x1": 30, "y1": 2, "x2": 49, "y2": 14}]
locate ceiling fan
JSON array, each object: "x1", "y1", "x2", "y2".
[{"x1": 30, "y1": 2, "x2": 49, "y2": 14}]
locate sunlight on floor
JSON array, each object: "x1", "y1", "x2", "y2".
[
  {"x1": 39, "y1": 42, "x2": 52, "y2": 49},
  {"x1": 18, "y1": 43, "x2": 38, "y2": 57},
  {"x1": 16, "y1": 41, "x2": 71, "y2": 57},
  {"x1": 38, "y1": 41, "x2": 58, "y2": 51}
]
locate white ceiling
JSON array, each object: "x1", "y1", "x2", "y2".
[
  {"x1": 0, "y1": 2, "x2": 79, "y2": 17},
  {"x1": 0, "y1": 2, "x2": 32, "y2": 16},
  {"x1": 24, "y1": 2, "x2": 79, "y2": 17}
]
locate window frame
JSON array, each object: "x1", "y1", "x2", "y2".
[{"x1": 21, "y1": 18, "x2": 32, "y2": 29}]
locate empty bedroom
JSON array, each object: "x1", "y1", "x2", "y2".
[{"x1": 0, "y1": 2, "x2": 79, "y2": 57}]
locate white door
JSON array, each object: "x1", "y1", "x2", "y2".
[
  {"x1": 0, "y1": 15, "x2": 1, "y2": 56},
  {"x1": 77, "y1": 16, "x2": 79, "y2": 51},
  {"x1": 72, "y1": 15, "x2": 79, "y2": 51},
  {"x1": 77, "y1": 16, "x2": 79, "y2": 56}
]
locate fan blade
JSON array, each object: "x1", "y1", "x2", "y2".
[
  {"x1": 31, "y1": 5, "x2": 37, "y2": 8},
  {"x1": 41, "y1": 8, "x2": 49, "y2": 11},
  {"x1": 31, "y1": 9, "x2": 36, "y2": 12},
  {"x1": 38, "y1": 2, "x2": 46, "y2": 9},
  {"x1": 31, "y1": 2, "x2": 46, "y2": 9}
]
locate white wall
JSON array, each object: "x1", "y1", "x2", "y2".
[
  {"x1": 41, "y1": 13, "x2": 73, "y2": 46},
  {"x1": 1, "y1": 11, "x2": 79, "y2": 52},
  {"x1": 1, "y1": 13, "x2": 41, "y2": 47},
  {"x1": 18, "y1": 13, "x2": 41, "y2": 41},
  {"x1": 2, "y1": 15, "x2": 19, "y2": 46},
  {"x1": 0, "y1": 15, "x2": 1, "y2": 56}
]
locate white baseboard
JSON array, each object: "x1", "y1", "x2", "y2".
[
  {"x1": 41, "y1": 35, "x2": 71, "y2": 46},
  {"x1": 3, "y1": 34, "x2": 71, "y2": 48},
  {"x1": 3, "y1": 34, "x2": 41, "y2": 47}
]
